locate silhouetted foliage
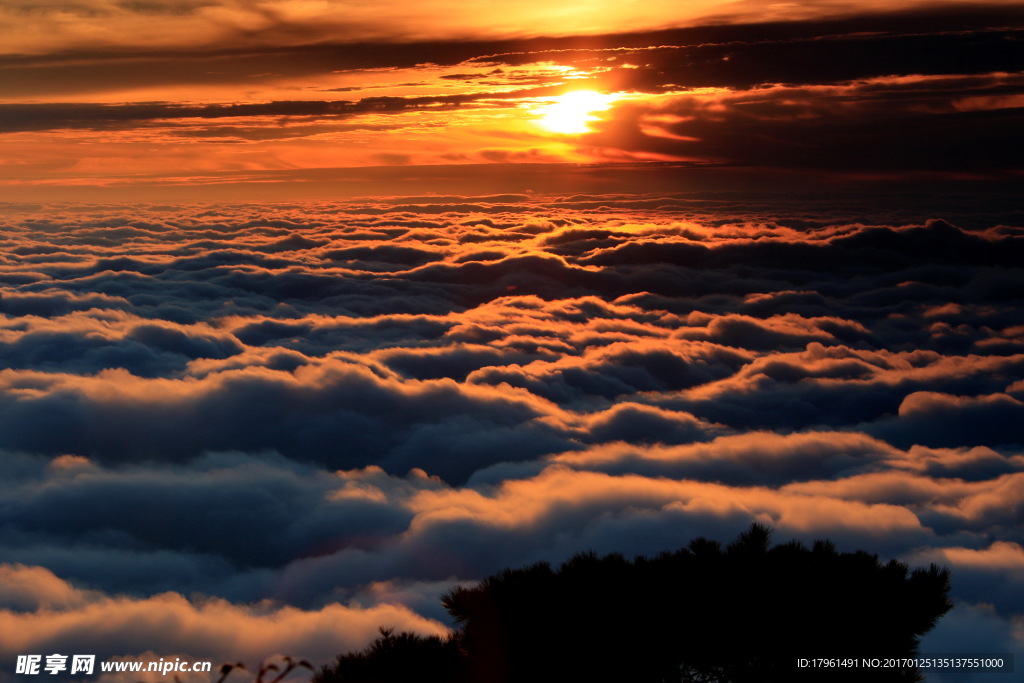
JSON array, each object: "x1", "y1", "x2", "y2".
[
  {"x1": 315, "y1": 628, "x2": 465, "y2": 683},
  {"x1": 214, "y1": 655, "x2": 313, "y2": 683},
  {"x1": 314, "y1": 525, "x2": 952, "y2": 683}
]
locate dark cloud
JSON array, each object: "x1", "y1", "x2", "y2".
[
  {"x1": 869, "y1": 392, "x2": 1024, "y2": 450},
  {"x1": 0, "y1": 453, "x2": 411, "y2": 583},
  {"x1": 581, "y1": 77, "x2": 1024, "y2": 171},
  {"x1": 0, "y1": 93, "x2": 505, "y2": 134}
]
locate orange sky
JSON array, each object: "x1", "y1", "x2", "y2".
[{"x1": 1, "y1": 0, "x2": 1021, "y2": 200}]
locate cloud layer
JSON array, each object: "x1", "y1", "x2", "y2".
[{"x1": 0, "y1": 196, "x2": 1021, "y2": 680}]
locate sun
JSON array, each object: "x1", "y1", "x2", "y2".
[{"x1": 535, "y1": 90, "x2": 617, "y2": 135}]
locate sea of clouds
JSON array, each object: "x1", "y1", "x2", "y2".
[{"x1": 0, "y1": 194, "x2": 1021, "y2": 681}]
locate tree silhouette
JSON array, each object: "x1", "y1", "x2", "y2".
[
  {"x1": 314, "y1": 627, "x2": 465, "y2": 683},
  {"x1": 314, "y1": 525, "x2": 952, "y2": 683}
]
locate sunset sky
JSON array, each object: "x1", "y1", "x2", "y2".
[
  {"x1": 3, "y1": 0, "x2": 1022, "y2": 200},
  {"x1": 1, "y1": 2, "x2": 1023, "y2": 682}
]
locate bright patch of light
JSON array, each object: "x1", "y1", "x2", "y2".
[{"x1": 535, "y1": 91, "x2": 617, "y2": 135}]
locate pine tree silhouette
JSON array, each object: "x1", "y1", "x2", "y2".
[
  {"x1": 314, "y1": 525, "x2": 951, "y2": 683},
  {"x1": 315, "y1": 627, "x2": 464, "y2": 683}
]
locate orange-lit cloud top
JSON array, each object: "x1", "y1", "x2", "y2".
[
  {"x1": 1, "y1": 3, "x2": 1021, "y2": 199},
  {"x1": 0, "y1": 564, "x2": 446, "y2": 664}
]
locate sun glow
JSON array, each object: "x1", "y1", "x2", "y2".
[{"x1": 535, "y1": 91, "x2": 618, "y2": 135}]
